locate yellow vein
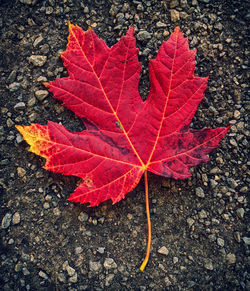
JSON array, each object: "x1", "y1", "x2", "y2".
[
  {"x1": 69, "y1": 25, "x2": 145, "y2": 168},
  {"x1": 145, "y1": 30, "x2": 179, "y2": 168}
]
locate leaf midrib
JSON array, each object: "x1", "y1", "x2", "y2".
[
  {"x1": 69, "y1": 25, "x2": 145, "y2": 170},
  {"x1": 145, "y1": 30, "x2": 179, "y2": 168}
]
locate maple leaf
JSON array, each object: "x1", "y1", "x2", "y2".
[{"x1": 16, "y1": 23, "x2": 230, "y2": 271}]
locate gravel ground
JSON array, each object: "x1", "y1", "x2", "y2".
[{"x1": 0, "y1": 0, "x2": 249, "y2": 290}]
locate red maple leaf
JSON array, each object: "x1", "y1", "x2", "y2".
[{"x1": 16, "y1": 24, "x2": 230, "y2": 270}]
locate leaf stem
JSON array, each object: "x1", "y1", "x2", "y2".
[{"x1": 140, "y1": 170, "x2": 151, "y2": 272}]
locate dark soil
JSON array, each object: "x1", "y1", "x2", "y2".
[{"x1": 0, "y1": 0, "x2": 249, "y2": 290}]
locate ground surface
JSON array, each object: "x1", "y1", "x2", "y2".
[{"x1": 0, "y1": 0, "x2": 249, "y2": 290}]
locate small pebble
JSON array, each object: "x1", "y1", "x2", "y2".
[
  {"x1": 43, "y1": 202, "x2": 50, "y2": 209},
  {"x1": 170, "y1": 9, "x2": 180, "y2": 22},
  {"x1": 187, "y1": 217, "x2": 195, "y2": 227},
  {"x1": 217, "y1": 237, "x2": 225, "y2": 247},
  {"x1": 234, "y1": 232, "x2": 241, "y2": 243},
  {"x1": 1, "y1": 213, "x2": 12, "y2": 229},
  {"x1": 68, "y1": 273, "x2": 77, "y2": 283},
  {"x1": 137, "y1": 30, "x2": 151, "y2": 41},
  {"x1": 75, "y1": 247, "x2": 83, "y2": 254},
  {"x1": 105, "y1": 274, "x2": 114, "y2": 286},
  {"x1": 89, "y1": 261, "x2": 102, "y2": 272},
  {"x1": 17, "y1": 167, "x2": 26, "y2": 178},
  {"x1": 66, "y1": 265, "x2": 75, "y2": 277},
  {"x1": 8, "y1": 238, "x2": 14, "y2": 244},
  {"x1": 9, "y1": 82, "x2": 21, "y2": 92},
  {"x1": 195, "y1": 187, "x2": 205, "y2": 198},
  {"x1": 158, "y1": 246, "x2": 169, "y2": 256},
  {"x1": 97, "y1": 247, "x2": 105, "y2": 254},
  {"x1": 242, "y1": 237, "x2": 250, "y2": 245},
  {"x1": 210, "y1": 179, "x2": 218, "y2": 188},
  {"x1": 7, "y1": 70, "x2": 17, "y2": 83},
  {"x1": 15, "y1": 262, "x2": 22, "y2": 272},
  {"x1": 170, "y1": 0, "x2": 179, "y2": 9},
  {"x1": 37, "y1": 76, "x2": 47, "y2": 82},
  {"x1": 28, "y1": 55, "x2": 47, "y2": 67},
  {"x1": 16, "y1": 134, "x2": 23, "y2": 144},
  {"x1": 83, "y1": 6, "x2": 89, "y2": 13},
  {"x1": 20, "y1": 0, "x2": 36, "y2": 5},
  {"x1": 239, "y1": 186, "x2": 248, "y2": 193},
  {"x1": 53, "y1": 208, "x2": 61, "y2": 216},
  {"x1": 104, "y1": 258, "x2": 117, "y2": 269},
  {"x1": 227, "y1": 178, "x2": 238, "y2": 189},
  {"x1": 78, "y1": 212, "x2": 89, "y2": 222},
  {"x1": 57, "y1": 273, "x2": 66, "y2": 283},
  {"x1": 38, "y1": 271, "x2": 48, "y2": 280},
  {"x1": 226, "y1": 253, "x2": 236, "y2": 264},
  {"x1": 204, "y1": 259, "x2": 213, "y2": 270},
  {"x1": 236, "y1": 208, "x2": 244, "y2": 219},
  {"x1": 14, "y1": 102, "x2": 26, "y2": 111},
  {"x1": 35, "y1": 90, "x2": 49, "y2": 101},
  {"x1": 22, "y1": 267, "x2": 30, "y2": 276},
  {"x1": 229, "y1": 138, "x2": 237, "y2": 147},
  {"x1": 199, "y1": 209, "x2": 207, "y2": 219},
  {"x1": 12, "y1": 212, "x2": 21, "y2": 225},
  {"x1": 33, "y1": 35, "x2": 44, "y2": 47},
  {"x1": 180, "y1": 0, "x2": 188, "y2": 8},
  {"x1": 156, "y1": 21, "x2": 167, "y2": 28},
  {"x1": 164, "y1": 276, "x2": 172, "y2": 286}
]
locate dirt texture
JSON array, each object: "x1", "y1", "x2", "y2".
[{"x1": 0, "y1": 0, "x2": 249, "y2": 290}]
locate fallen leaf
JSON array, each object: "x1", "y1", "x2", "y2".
[{"x1": 16, "y1": 23, "x2": 230, "y2": 270}]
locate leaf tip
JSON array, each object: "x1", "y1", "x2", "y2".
[
  {"x1": 15, "y1": 124, "x2": 25, "y2": 137},
  {"x1": 68, "y1": 20, "x2": 74, "y2": 30},
  {"x1": 15, "y1": 123, "x2": 51, "y2": 157},
  {"x1": 225, "y1": 125, "x2": 231, "y2": 134},
  {"x1": 127, "y1": 26, "x2": 135, "y2": 36},
  {"x1": 67, "y1": 195, "x2": 74, "y2": 202},
  {"x1": 15, "y1": 124, "x2": 22, "y2": 131},
  {"x1": 174, "y1": 26, "x2": 181, "y2": 33},
  {"x1": 43, "y1": 82, "x2": 49, "y2": 88}
]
